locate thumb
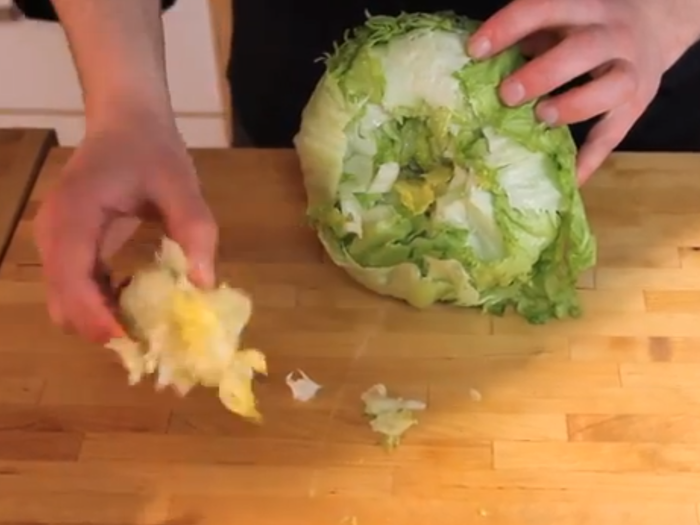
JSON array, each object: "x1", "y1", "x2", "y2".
[{"x1": 156, "y1": 184, "x2": 219, "y2": 288}]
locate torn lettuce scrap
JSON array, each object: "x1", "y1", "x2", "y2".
[
  {"x1": 285, "y1": 369, "x2": 322, "y2": 401},
  {"x1": 361, "y1": 383, "x2": 426, "y2": 449}
]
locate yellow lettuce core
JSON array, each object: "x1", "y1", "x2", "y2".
[{"x1": 105, "y1": 237, "x2": 266, "y2": 422}]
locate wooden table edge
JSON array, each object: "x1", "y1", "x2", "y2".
[{"x1": 0, "y1": 128, "x2": 58, "y2": 268}]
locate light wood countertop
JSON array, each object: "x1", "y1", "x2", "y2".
[
  {"x1": 1, "y1": 147, "x2": 700, "y2": 524},
  {"x1": 0, "y1": 128, "x2": 55, "y2": 266}
]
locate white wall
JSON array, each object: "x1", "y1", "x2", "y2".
[{"x1": 0, "y1": 0, "x2": 228, "y2": 147}]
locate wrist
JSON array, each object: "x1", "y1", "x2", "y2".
[
  {"x1": 85, "y1": 85, "x2": 177, "y2": 135},
  {"x1": 649, "y1": 0, "x2": 700, "y2": 68}
]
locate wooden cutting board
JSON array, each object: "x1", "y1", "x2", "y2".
[
  {"x1": 1, "y1": 147, "x2": 700, "y2": 525},
  {"x1": 0, "y1": 128, "x2": 55, "y2": 266}
]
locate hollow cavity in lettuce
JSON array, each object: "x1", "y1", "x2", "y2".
[
  {"x1": 293, "y1": 11, "x2": 597, "y2": 324},
  {"x1": 105, "y1": 237, "x2": 267, "y2": 422}
]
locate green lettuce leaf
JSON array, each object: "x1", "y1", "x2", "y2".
[{"x1": 293, "y1": 11, "x2": 597, "y2": 323}]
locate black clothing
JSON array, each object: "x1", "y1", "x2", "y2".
[
  {"x1": 16, "y1": 0, "x2": 700, "y2": 152},
  {"x1": 228, "y1": 0, "x2": 700, "y2": 152},
  {"x1": 12, "y1": 0, "x2": 178, "y2": 20}
]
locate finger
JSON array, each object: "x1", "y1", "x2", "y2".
[
  {"x1": 45, "y1": 255, "x2": 125, "y2": 343},
  {"x1": 57, "y1": 280, "x2": 126, "y2": 343},
  {"x1": 46, "y1": 263, "x2": 115, "y2": 331},
  {"x1": 46, "y1": 293, "x2": 67, "y2": 329},
  {"x1": 535, "y1": 61, "x2": 638, "y2": 125},
  {"x1": 501, "y1": 26, "x2": 617, "y2": 106},
  {"x1": 468, "y1": 0, "x2": 606, "y2": 58},
  {"x1": 35, "y1": 203, "x2": 125, "y2": 343},
  {"x1": 576, "y1": 105, "x2": 641, "y2": 184},
  {"x1": 156, "y1": 183, "x2": 219, "y2": 288}
]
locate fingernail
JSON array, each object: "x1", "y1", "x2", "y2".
[
  {"x1": 468, "y1": 37, "x2": 491, "y2": 59},
  {"x1": 500, "y1": 80, "x2": 525, "y2": 106},
  {"x1": 537, "y1": 103, "x2": 558, "y2": 126},
  {"x1": 191, "y1": 261, "x2": 215, "y2": 289}
]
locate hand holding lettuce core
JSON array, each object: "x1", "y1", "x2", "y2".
[
  {"x1": 294, "y1": 12, "x2": 597, "y2": 323},
  {"x1": 106, "y1": 237, "x2": 267, "y2": 422}
]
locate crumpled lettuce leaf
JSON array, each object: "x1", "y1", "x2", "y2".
[
  {"x1": 285, "y1": 369, "x2": 322, "y2": 402},
  {"x1": 294, "y1": 11, "x2": 597, "y2": 323},
  {"x1": 361, "y1": 383, "x2": 426, "y2": 449},
  {"x1": 105, "y1": 237, "x2": 267, "y2": 422}
]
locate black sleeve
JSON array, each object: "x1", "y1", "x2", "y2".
[{"x1": 12, "y1": 0, "x2": 179, "y2": 22}]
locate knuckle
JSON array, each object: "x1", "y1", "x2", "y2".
[
  {"x1": 568, "y1": 26, "x2": 617, "y2": 66},
  {"x1": 616, "y1": 32, "x2": 637, "y2": 61},
  {"x1": 559, "y1": 0, "x2": 605, "y2": 23},
  {"x1": 582, "y1": 24, "x2": 610, "y2": 52},
  {"x1": 620, "y1": 68, "x2": 640, "y2": 97},
  {"x1": 608, "y1": 62, "x2": 641, "y2": 101}
]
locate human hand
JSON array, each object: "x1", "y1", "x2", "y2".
[
  {"x1": 467, "y1": 0, "x2": 700, "y2": 183},
  {"x1": 33, "y1": 105, "x2": 218, "y2": 343}
]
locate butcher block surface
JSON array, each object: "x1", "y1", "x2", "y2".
[
  {"x1": 1, "y1": 147, "x2": 700, "y2": 524},
  {"x1": 0, "y1": 128, "x2": 55, "y2": 265}
]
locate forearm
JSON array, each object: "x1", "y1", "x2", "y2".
[{"x1": 51, "y1": 0, "x2": 173, "y2": 126}]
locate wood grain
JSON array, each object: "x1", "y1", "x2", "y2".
[
  {"x1": 0, "y1": 128, "x2": 56, "y2": 266},
  {"x1": 1, "y1": 147, "x2": 700, "y2": 524}
]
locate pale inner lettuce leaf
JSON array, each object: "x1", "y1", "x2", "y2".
[
  {"x1": 342, "y1": 104, "x2": 391, "y2": 192},
  {"x1": 285, "y1": 369, "x2": 322, "y2": 402},
  {"x1": 338, "y1": 191, "x2": 364, "y2": 236},
  {"x1": 483, "y1": 127, "x2": 562, "y2": 212},
  {"x1": 368, "y1": 161, "x2": 400, "y2": 193},
  {"x1": 380, "y1": 29, "x2": 470, "y2": 111},
  {"x1": 293, "y1": 12, "x2": 597, "y2": 323},
  {"x1": 434, "y1": 183, "x2": 504, "y2": 261}
]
